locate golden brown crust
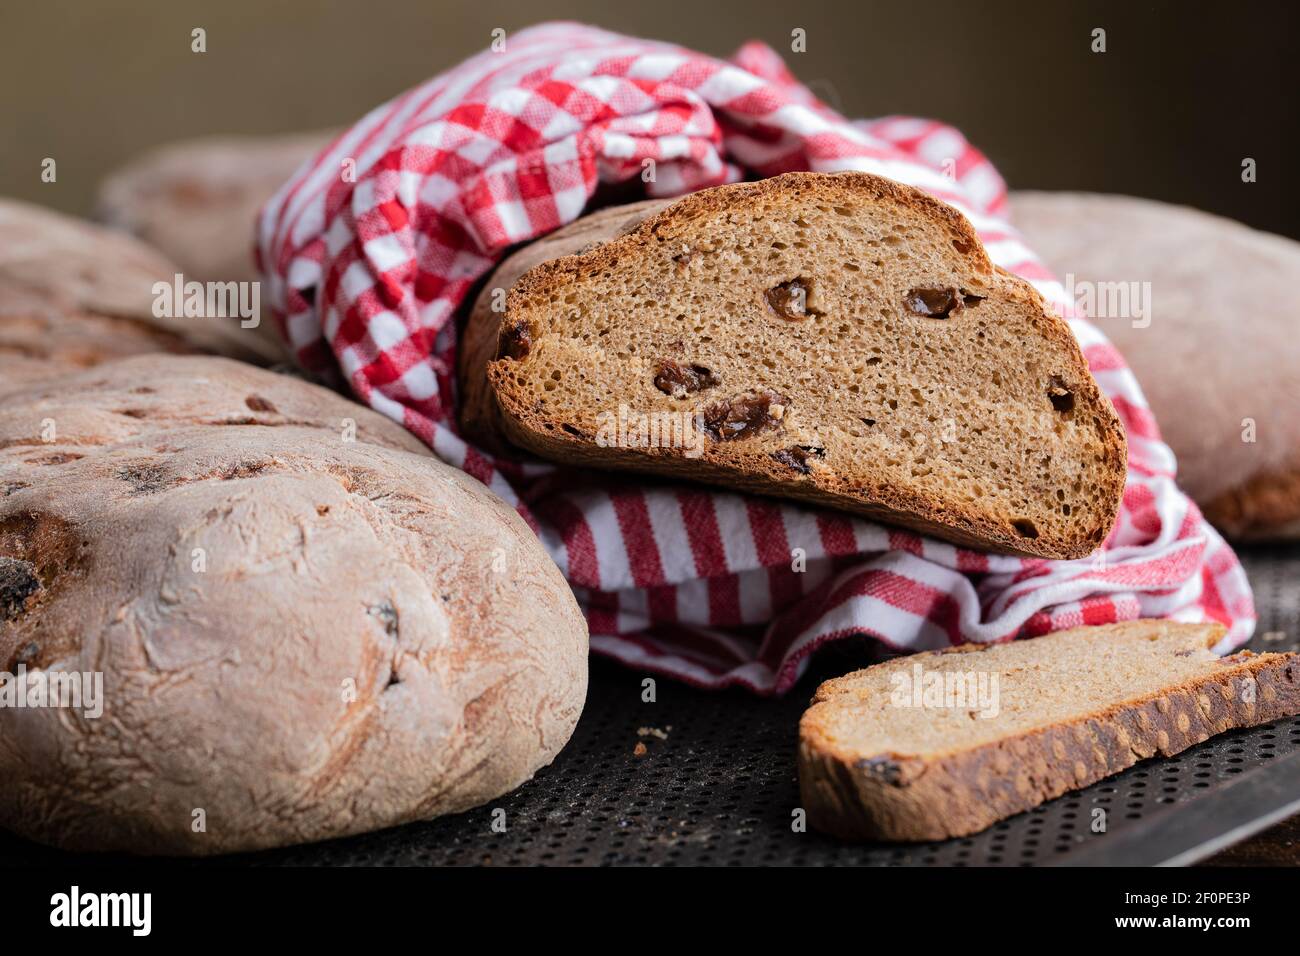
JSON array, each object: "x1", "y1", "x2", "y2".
[
  {"x1": 798, "y1": 625, "x2": 1300, "y2": 842},
  {"x1": 462, "y1": 172, "x2": 1127, "y2": 559}
]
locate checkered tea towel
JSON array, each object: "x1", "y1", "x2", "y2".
[{"x1": 256, "y1": 21, "x2": 1254, "y2": 694}]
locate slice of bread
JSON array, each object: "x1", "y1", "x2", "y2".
[
  {"x1": 798, "y1": 621, "x2": 1300, "y2": 841},
  {"x1": 460, "y1": 172, "x2": 1126, "y2": 559}
]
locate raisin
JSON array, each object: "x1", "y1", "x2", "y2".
[
  {"x1": 766, "y1": 278, "x2": 820, "y2": 320},
  {"x1": 701, "y1": 392, "x2": 787, "y2": 442},
  {"x1": 0, "y1": 557, "x2": 40, "y2": 621},
  {"x1": 367, "y1": 601, "x2": 399, "y2": 638},
  {"x1": 1047, "y1": 375, "x2": 1075, "y2": 413},
  {"x1": 497, "y1": 319, "x2": 531, "y2": 360},
  {"x1": 905, "y1": 286, "x2": 985, "y2": 318},
  {"x1": 904, "y1": 287, "x2": 962, "y2": 318},
  {"x1": 245, "y1": 395, "x2": 277, "y2": 413},
  {"x1": 654, "y1": 360, "x2": 718, "y2": 398},
  {"x1": 772, "y1": 445, "x2": 825, "y2": 474}
]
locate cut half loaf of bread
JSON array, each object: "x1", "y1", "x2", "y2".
[
  {"x1": 798, "y1": 621, "x2": 1300, "y2": 842},
  {"x1": 460, "y1": 172, "x2": 1126, "y2": 559}
]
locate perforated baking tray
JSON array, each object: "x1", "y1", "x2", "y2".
[{"x1": 1, "y1": 544, "x2": 1297, "y2": 867}]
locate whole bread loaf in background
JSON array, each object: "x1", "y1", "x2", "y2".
[
  {"x1": 0, "y1": 355, "x2": 587, "y2": 854},
  {"x1": 800, "y1": 621, "x2": 1300, "y2": 841},
  {"x1": 1, "y1": 296, "x2": 198, "y2": 390},
  {"x1": 97, "y1": 130, "x2": 334, "y2": 285},
  {"x1": 97, "y1": 129, "x2": 336, "y2": 365},
  {"x1": 461, "y1": 172, "x2": 1126, "y2": 560},
  {"x1": 0, "y1": 198, "x2": 279, "y2": 374},
  {"x1": 1011, "y1": 192, "x2": 1300, "y2": 540}
]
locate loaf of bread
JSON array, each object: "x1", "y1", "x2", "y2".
[
  {"x1": 0, "y1": 304, "x2": 198, "y2": 392},
  {"x1": 799, "y1": 621, "x2": 1300, "y2": 841},
  {"x1": 97, "y1": 130, "x2": 334, "y2": 285},
  {"x1": 0, "y1": 198, "x2": 279, "y2": 370},
  {"x1": 1011, "y1": 191, "x2": 1300, "y2": 541},
  {"x1": 97, "y1": 130, "x2": 334, "y2": 366},
  {"x1": 459, "y1": 172, "x2": 1127, "y2": 559},
  {"x1": 0, "y1": 355, "x2": 587, "y2": 854}
]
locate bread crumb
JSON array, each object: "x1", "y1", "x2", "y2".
[
  {"x1": 637, "y1": 726, "x2": 669, "y2": 740},
  {"x1": 633, "y1": 742, "x2": 648, "y2": 757}
]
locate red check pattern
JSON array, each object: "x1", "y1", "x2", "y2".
[{"x1": 257, "y1": 22, "x2": 1254, "y2": 694}]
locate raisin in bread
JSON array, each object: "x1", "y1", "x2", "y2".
[
  {"x1": 459, "y1": 172, "x2": 1126, "y2": 559},
  {"x1": 799, "y1": 621, "x2": 1300, "y2": 841}
]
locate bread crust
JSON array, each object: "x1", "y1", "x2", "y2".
[
  {"x1": 0, "y1": 306, "x2": 199, "y2": 392},
  {"x1": 97, "y1": 131, "x2": 340, "y2": 366},
  {"x1": 462, "y1": 172, "x2": 1127, "y2": 559},
  {"x1": 798, "y1": 624, "x2": 1300, "y2": 841}
]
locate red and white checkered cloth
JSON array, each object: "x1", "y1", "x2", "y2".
[{"x1": 256, "y1": 22, "x2": 1254, "y2": 694}]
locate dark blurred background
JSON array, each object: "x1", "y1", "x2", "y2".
[{"x1": 1, "y1": 0, "x2": 1294, "y2": 236}]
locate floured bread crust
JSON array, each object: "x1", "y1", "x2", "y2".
[
  {"x1": 0, "y1": 355, "x2": 587, "y2": 854},
  {"x1": 1011, "y1": 191, "x2": 1300, "y2": 541}
]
